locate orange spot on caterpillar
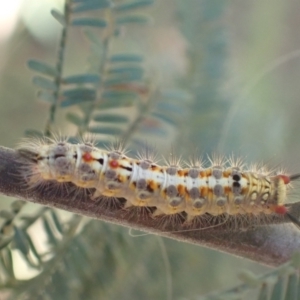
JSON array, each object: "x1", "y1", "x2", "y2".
[
  {"x1": 148, "y1": 180, "x2": 156, "y2": 191},
  {"x1": 222, "y1": 172, "x2": 230, "y2": 178},
  {"x1": 223, "y1": 170, "x2": 230, "y2": 176},
  {"x1": 82, "y1": 152, "x2": 93, "y2": 162},
  {"x1": 177, "y1": 170, "x2": 185, "y2": 177},
  {"x1": 117, "y1": 174, "x2": 126, "y2": 183},
  {"x1": 200, "y1": 170, "x2": 207, "y2": 177},
  {"x1": 242, "y1": 187, "x2": 249, "y2": 194},
  {"x1": 178, "y1": 184, "x2": 185, "y2": 195},
  {"x1": 224, "y1": 186, "x2": 231, "y2": 194},
  {"x1": 151, "y1": 165, "x2": 160, "y2": 171},
  {"x1": 278, "y1": 174, "x2": 290, "y2": 185},
  {"x1": 274, "y1": 205, "x2": 287, "y2": 215},
  {"x1": 200, "y1": 186, "x2": 208, "y2": 197},
  {"x1": 109, "y1": 160, "x2": 119, "y2": 168}
]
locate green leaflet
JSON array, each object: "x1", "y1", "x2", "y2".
[
  {"x1": 93, "y1": 113, "x2": 129, "y2": 123},
  {"x1": 11, "y1": 200, "x2": 26, "y2": 213},
  {"x1": 27, "y1": 60, "x2": 57, "y2": 77},
  {"x1": 61, "y1": 97, "x2": 94, "y2": 107},
  {"x1": 62, "y1": 74, "x2": 100, "y2": 84},
  {"x1": 110, "y1": 53, "x2": 144, "y2": 63},
  {"x1": 72, "y1": 18, "x2": 107, "y2": 28},
  {"x1": 50, "y1": 211, "x2": 64, "y2": 234},
  {"x1": 151, "y1": 111, "x2": 178, "y2": 126},
  {"x1": 13, "y1": 227, "x2": 30, "y2": 255},
  {"x1": 61, "y1": 88, "x2": 96, "y2": 107},
  {"x1": 23, "y1": 233, "x2": 42, "y2": 267},
  {"x1": 63, "y1": 87, "x2": 96, "y2": 98},
  {"x1": 37, "y1": 91, "x2": 55, "y2": 103},
  {"x1": 51, "y1": 9, "x2": 66, "y2": 26},
  {"x1": 107, "y1": 66, "x2": 144, "y2": 74},
  {"x1": 66, "y1": 112, "x2": 84, "y2": 126},
  {"x1": 114, "y1": 0, "x2": 155, "y2": 12},
  {"x1": 98, "y1": 98, "x2": 135, "y2": 109},
  {"x1": 88, "y1": 126, "x2": 123, "y2": 135},
  {"x1": 0, "y1": 201, "x2": 26, "y2": 252},
  {"x1": 0, "y1": 249, "x2": 14, "y2": 278},
  {"x1": 102, "y1": 90, "x2": 138, "y2": 99},
  {"x1": 32, "y1": 76, "x2": 57, "y2": 90},
  {"x1": 84, "y1": 29, "x2": 103, "y2": 47},
  {"x1": 13, "y1": 230, "x2": 41, "y2": 269},
  {"x1": 116, "y1": 14, "x2": 153, "y2": 25},
  {"x1": 104, "y1": 72, "x2": 144, "y2": 86},
  {"x1": 270, "y1": 276, "x2": 285, "y2": 300},
  {"x1": 72, "y1": 0, "x2": 112, "y2": 13},
  {"x1": 0, "y1": 211, "x2": 14, "y2": 220},
  {"x1": 285, "y1": 273, "x2": 298, "y2": 300},
  {"x1": 42, "y1": 216, "x2": 58, "y2": 246}
]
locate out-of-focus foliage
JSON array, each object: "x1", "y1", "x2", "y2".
[
  {"x1": 175, "y1": 0, "x2": 229, "y2": 155},
  {"x1": 199, "y1": 252, "x2": 300, "y2": 300},
  {"x1": 0, "y1": 0, "x2": 300, "y2": 299}
]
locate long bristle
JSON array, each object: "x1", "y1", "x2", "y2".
[
  {"x1": 185, "y1": 156, "x2": 204, "y2": 169},
  {"x1": 136, "y1": 143, "x2": 159, "y2": 164},
  {"x1": 227, "y1": 154, "x2": 245, "y2": 170},
  {"x1": 163, "y1": 147, "x2": 182, "y2": 167},
  {"x1": 106, "y1": 138, "x2": 128, "y2": 155},
  {"x1": 207, "y1": 153, "x2": 226, "y2": 168},
  {"x1": 79, "y1": 134, "x2": 96, "y2": 147}
]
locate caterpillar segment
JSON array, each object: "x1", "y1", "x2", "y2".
[{"x1": 17, "y1": 139, "x2": 296, "y2": 225}]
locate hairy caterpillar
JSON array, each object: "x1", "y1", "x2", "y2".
[{"x1": 17, "y1": 137, "x2": 300, "y2": 229}]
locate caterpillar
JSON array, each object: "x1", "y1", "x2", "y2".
[{"x1": 17, "y1": 136, "x2": 300, "y2": 229}]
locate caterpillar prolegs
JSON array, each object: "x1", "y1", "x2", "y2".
[{"x1": 17, "y1": 137, "x2": 300, "y2": 228}]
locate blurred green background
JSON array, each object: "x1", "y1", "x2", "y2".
[{"x1": 0, "y1": 0, "x2": 300, "y2": 299}]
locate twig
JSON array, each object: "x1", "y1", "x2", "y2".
[{"x1": 0, "y1": 145, "x2": 300, "y2": 267}]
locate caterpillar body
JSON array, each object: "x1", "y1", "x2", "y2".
[{"x1": 17, "y1": 137, "x2": 300, "y2": 227}]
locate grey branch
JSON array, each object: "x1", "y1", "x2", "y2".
[{"x1": 0, "y1": 145, "x2": 300, "y2": 267}]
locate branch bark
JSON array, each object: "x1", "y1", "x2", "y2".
[{"x1": 0, "y1": 145, "x2": 300, "y2": 267}]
